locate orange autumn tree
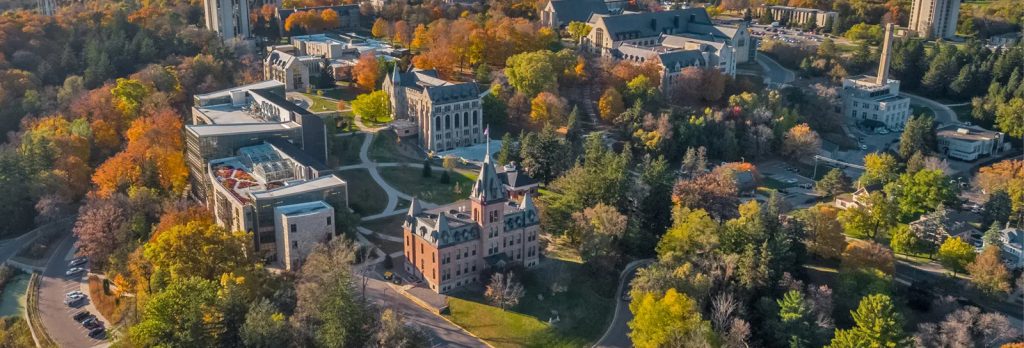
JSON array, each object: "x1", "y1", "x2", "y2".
[
  {"x1": 92, "y1": 108, "x2": 187, "y2": 197},
  {"x1": 353, "y1": 53, "x2": 380, "y2": 91}
]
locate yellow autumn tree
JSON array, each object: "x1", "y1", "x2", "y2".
[{"x1": 628, "y1": 288, "x2": 714, "y2": 348}]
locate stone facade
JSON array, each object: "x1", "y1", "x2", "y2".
[
  {"x1": 753, "y1": 5, "x2": 837, "y2": 28},
  {"x1": 581, "y1": 8, "x2": 751, "y2": 92},
  {"x1": 274, "y1": 201, "x2": 336, "y2": 270},
  {"x1": 203, "y1": 0, "x2": 251, "y2": 39},
  {"x1": 382, "y1": 67, "x2": 484, "y2": 152},
  {"x1": 402, "y1": 154, "x2": 541, "y2": 294}
]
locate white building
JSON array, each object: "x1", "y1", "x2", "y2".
[
  {"x1": 274, "y1": 201, "x2": 336, "y2": 270},
  {"x1": 936, "y1": 124, "x2": 1006, "y2": 161},
  {"x1": 266, "y1": 33, "x2": 402, "y2": 85},
  {"x1": 999, "y1": 227, "x2": 1023, "y2": 270},
  {"x1": 382, "y1": 66, "x2": 484, "y2": 152},
  {"x1": 203, "y1": 0, "x2": 251, "y2": 40},
  {"x1": 841, "y1": 24, "x2": 911, "y2": 130},
  {"x1": 909, "y1": 0, "x2": 960, "y2": 40}
]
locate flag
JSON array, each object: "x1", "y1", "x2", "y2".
[{"x1": 483, "y1": 125, "x2": 489, "y2": 137}]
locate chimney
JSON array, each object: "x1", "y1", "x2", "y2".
[{"x1": 876, "y1": 23, "x2": 895, "y2": 85}]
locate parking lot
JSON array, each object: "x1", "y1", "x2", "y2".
[{"x1": 37, "y1": 236, "x2": 108, "y2": 348}]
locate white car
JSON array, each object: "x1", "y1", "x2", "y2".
[
  {"x1": 65, "y1": 291, "x2": 84, "y2": 299},
  {"x1": 66, "y1": 267, "x2": 85, "y2": 276},
  {"x1": 784, "y1": 178, "x2": 798, "y2": 184},
  {"x1": 860, "y1": 144, "x2": 868, "y2": 150},
  {"x1": 68, "y1": 257, "x2": 87, "y2": 267}
]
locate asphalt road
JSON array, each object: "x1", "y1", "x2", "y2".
[
  {"x1": 362, "y1": 276, "x2": 486, "y2": 347},
  {"x1": 36, "y1": 235, "x2": 109, "y2": 348},
  {"x1": 593, "y1": 259, "x2": 653, "y2": 348}
]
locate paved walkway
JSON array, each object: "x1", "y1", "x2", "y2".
[
  {"x1": 900, "y1": 91, "x2": 958, "y2": 125},
  {"x1": 756, "y1": 54, "x2": 796, "y2": 86},
  {"x1": 593, "y1": 259, "x2": 654, "y2": 348}
]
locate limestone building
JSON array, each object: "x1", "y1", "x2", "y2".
[
  {"x1": 909, "y1": 0, "x2": 960, "y2": 40},
  {"x1": 274, "y1": 201, "x2": 337, "y2": 270},
  {"x1": 403, "y1": 154, "x2": 541, "y2": 294},
  {"x1": 382, "y1": 67, "x2": 484, "y2": 152},
  {"x1": 840, "y1": 24, "x2": 911, "y2": 130},
  {"x1": 264, "y1": 49, "x2": 323, "y2": 91},
  {"x1": 581, "y1": 8, "x2": 752, "y2": 91}
]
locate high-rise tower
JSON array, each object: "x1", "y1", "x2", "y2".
[
  {"x1": 203, "y1": 0, "x2": 252, "y2": 40},
  {"x1": 909, "y1": 0, "x2": 960, "y2": 40}
]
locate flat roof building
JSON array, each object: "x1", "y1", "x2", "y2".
[
  {"x1": 936, "y1": 124, "x2": 1006, "y2": 161},
  {"x1": 841, "y1": 24, "x2": 912, "y2": 130},
  {"x1": 909, "y1": 0, "x2": 960, "y2": 40}
]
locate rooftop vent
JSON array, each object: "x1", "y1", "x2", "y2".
[{"x1": 956, "y1": 128, "x2": 970, "y2": 135}]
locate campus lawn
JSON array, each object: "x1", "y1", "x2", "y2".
[
  {"x1": 446, "y1": 259, "x2": 616, "y2": 348},
  {"x1": 301, "y1": 93, "x2": 340, "y2": 112},
  {"x1": 336, "y1": 169, "x2": 388, "y2": 216},
  {"x1": 368, "y1": 132, "x2": 424, "y2": 163},
  {"x1": 379, "y1": 167, "x2": 476, "y2": 204},
  {"x1": 361, "y1": 214, "x2": 406, "y2": 239},
  {"x1": 911, "y1": 104, "x2": 936, "y2": 119},
  {"x1": 327, "y1": 133, "x2": 364, "y2": 167}
]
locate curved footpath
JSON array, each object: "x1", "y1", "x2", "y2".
[{"x1": 593, "y1": 259, "x2": 654, "y2": 348}]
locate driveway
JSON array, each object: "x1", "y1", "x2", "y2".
[
  {"x1": 363, "y1": 276, "x2": 486, "y2": 347},
  {"x1": 593, "y1": 259, "x2": 653, "y2": 348},
  {"x1": 36, "y1": 235, "x2": 109, "y2": 348}
]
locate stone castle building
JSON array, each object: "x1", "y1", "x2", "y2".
[
  {"x1": 383, "y1": 66, "x2": 484, "y2": 152},
  {"x1": 402, "y1": 153, "x2": 541, "y2": 294}
]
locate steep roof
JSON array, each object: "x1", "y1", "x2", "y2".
[
  {"x1": 547, "y1": 0, "x2": 610, "y2": 24},
  {"x1": 471, "y1": 153, "x2": 508, "y2": 204},
  {"x1": 591, "y1": 8, "x2": 713, "y2": 40},
  {"x1": 388, "y1": 68, "x2": 480, "y2": 104}
]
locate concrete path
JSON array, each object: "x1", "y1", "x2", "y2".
[{"x1": 593, "y1": 259, "x2": 654, "y2": 348}]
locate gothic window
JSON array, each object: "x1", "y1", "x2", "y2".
[
  {"x1": 445, "y1": 115, "x2": 450, "y2": 129},
  {"x1": 463, "y1": 112, "x2": 469, "y2": 128},
  {"x1": 455, "y1": 114, "x2": 460, "y2": 128},
  {"x1": 473, "y1": 111, "x2": 478, "y2": 125},
  {"x1": 435, "y1": 116, "x2": 441, "y2": 130}
]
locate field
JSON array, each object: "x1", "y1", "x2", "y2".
[
  {"x1": 335, "y1": 169, "x2": 388, "y2": 216},
  {"x1": 328, "y1": 133, "x2": 364, "y2": 167},
  {"x1": 368, "y1": 132, "x2": 423, "y2": 163},
  {"x1": 445, "y1": 259, "x2": 616, "y2": 348},
  {"x1": 379, "y1": 167, "x2": 476, "y2": 204}
]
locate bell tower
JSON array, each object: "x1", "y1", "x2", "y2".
[{"x1": 471, "y1": 143, "x2": 508, "y2": 257}]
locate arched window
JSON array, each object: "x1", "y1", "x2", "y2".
[
  {"x1": 445, "y1": 115, "x2": 450, "y2": 129},
  {"x1": 455, "y1": 113, "x2": 460, "y2": 128},
  {"x1": 463, "y1": 112, "x2": 469, "y2": 127},
  {"x1": 473, "y1": 111, "x2": 478, "y2": 125},
  {"x1": 435, "y1": 116, "x2": 441, "y2": 130}
]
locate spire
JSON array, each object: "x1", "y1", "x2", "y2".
[
  {"x1": 408, "y1": 197, "x2": 421, "y2": 217},
  {"x1": 519, "y1": 192, "x2": 536, "y2": 212},
  {"x1": 435, "y1": 211, "x2": 449, "y2": 231},
  {"x1": 471, "y1": 143, "x2": 507, "y2": 204}
]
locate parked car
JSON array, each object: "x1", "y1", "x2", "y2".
[
  {"x1": 88, "y1": 328, "x2": 106, "y2": 339},
  {"x1": 64, "y1": 296, "x2": 85, "y2": 306},
  {"x1": 82, "y1": 318, "x2": 102, "y2": 329},
  {"x1": 784, "y1": 178, "x2": 798, "y2": 184},
  {"x1": 66, "y1": 267, "x2": 85, "y2": 276},
  {"x1": 392, "y1": 275, "x2": 403, "y2": 285},
  {"x1": 73, "y1": 311, "x2": 91, "y2": 322},
  {"x1": 68, "y1": 257, "x2": 87, "y2": 267},
  {"x1": 66, "y1": 291, "x2": 84, "y2": 299},
  {"x1": 383, "y1": 271, "x2": 394, "y2": 280}
]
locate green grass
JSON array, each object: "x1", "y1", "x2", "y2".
[
  {"x1": 911, "y1": 104, "x2": 936, "y2": 119},
  {"x1": 302, "y1": 93, "x2": 340, "y2": 112},
  {"x1": 368, "y1": 132, "x2": 423, "y2": 163},
  {"x1": 361, "y1": 214, "x2": 406, "y2": 238},
  {"x1": 761, "y1": 176, "x2": 796, "y2": 190},
  {"x1": 446, "y1": 259, "x2": 616, "y2": 348},
  {"x1": 336, "y1": 169, "x2": 388, "y2": 216},
  {"x1": 950, "y1": 104, "x2": 973, "y2": 122},
  {"x1": 319, "y1": 86, "x2": 362, "y2": 101},
  {"x1": 328, "y1": 133, "x2": 364, "y2": 167},
  {"x1": 379, "y1": 167, "x2": 476, "y2": 204}
]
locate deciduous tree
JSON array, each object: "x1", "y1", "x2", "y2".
[
  {"x1": 351, "y1": 90, "x2": 391, "y2": 124},
  {"x1": 353, "y1": 53, "x2": 380, "y2": 91},
  {"x1": 485, "y1": 272, "x2": 525, "y2": 310},
  {"x1": 598, "y1": 88, "x2": 624, "y2": 123},
  {"x1": 937, "y1": 237, "x2": 976, "y2": 275},
  {"x1": 966, "y1": 246, "x2": 1011, "y2": 296},
  {"x1": 629, "y1": 288, "x2": 714, "y2": 348},
  {"x1": 796, "y1": 204, "x2": 847, "y2": 260},
  {"x1": 860, "y1": 152, "x2": 899, "y2": 187},
  {"x1": 143, "y1": 221, "x2": 254, "y2": 281}
]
